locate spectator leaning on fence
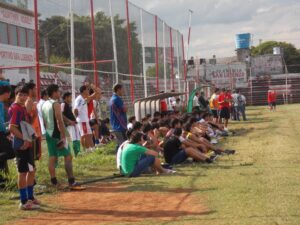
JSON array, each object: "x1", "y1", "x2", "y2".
[{"x1": 109, "y1": 84, "x2": 128, "y2": 152}]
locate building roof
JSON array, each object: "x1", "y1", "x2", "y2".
[{"x1": 0, "y1": 2, "x2": 34, "y2": 17}]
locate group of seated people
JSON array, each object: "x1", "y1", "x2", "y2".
[{"x1": 117, "y1": 110, "x2": 236, "y2": 177}]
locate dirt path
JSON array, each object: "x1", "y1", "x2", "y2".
[{"x1": 13, "y1": 183, "x2": 208, "y2": 225}]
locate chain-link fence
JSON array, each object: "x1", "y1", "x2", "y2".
[{"x1": 0, "y1": 0, "x2": 186, "y2": 116}]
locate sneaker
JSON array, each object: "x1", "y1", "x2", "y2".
[
  {"x1": 210, "y1": 154, "x2": 219, "y2": 161},
  {"x1": 224, "y1": 128, "x2": 229, "y2": 132},
  {"x1": 69, "y1": 182, "x2": 86, "y2": 191},
  {"x1": 163, "y1": 169, "x2": 176, "y2": 174},
  {"x1": 210, "y1": 139, "x2": 218, "y2": 144},
  {"x1": 30, "y1": 198, "x2": 41, "y2": 205},
  {"x1": 224, "y1": 149, "x2": 236, "y2": 155},
  {"x1": 19, "y1": 201, "x2": 40, "y2": 210}
]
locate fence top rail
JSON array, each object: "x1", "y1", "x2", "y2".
[{"x1": 134, "y1": 92, "x2": 185, "y2": 103}]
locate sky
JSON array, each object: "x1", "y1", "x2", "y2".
[{"x1": 130, "y1": 0, "x2": 300, "y2": 59}]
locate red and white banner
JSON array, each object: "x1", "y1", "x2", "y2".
[
  {"x1": 0, "y1": 6, "x2": 34, "y2": 30},
  {"x1": 0, "y1": 43, "x2": 35, "y2": 67},
  {"x1": 207, "y1": 63, "x2": 247, "y2": 88}
]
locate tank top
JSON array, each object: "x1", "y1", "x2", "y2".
[
  {"x1": 62, "y1": 102, "x2": 76, "y2": 122},
  {"x1": 42, "y1": 99, "x2": 61, "y2": 138}
]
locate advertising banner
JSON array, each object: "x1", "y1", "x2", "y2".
[{"x1": 206, "y1": 63, "x2": 247, "y2": 88}]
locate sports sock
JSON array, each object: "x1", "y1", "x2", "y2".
[
  {"x1": 27, "y1": 185, "x2": 34, "y2": 200},
  {"x1": 51, "y1": 177, "x2": 58, "y2": 185},
  {"x1": 19, "y1": 188, "x2": 28, "y2": 204},
  {"x1": 68, "y1": 177, "x2": 75, "y2": 185}
]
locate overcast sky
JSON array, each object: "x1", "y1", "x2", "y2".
[{"x1": 130, "y1": 0, "x2": 300, "y2": 59}]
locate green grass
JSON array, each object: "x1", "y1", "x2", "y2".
[{"x1": 1, "y1": 104, "x2": 300, "y2": 225}]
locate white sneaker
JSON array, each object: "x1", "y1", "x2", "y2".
[
  {"x1": 19, "y1": 201, "x2": 40, "y2": 210},
  {"x1": 210, "y1": 139, "x2": 218, "y2": 144},
  {"x1": 224, "y1": 127, "x2": 229, "y2": 132},
  {"x1": 163, "y1": 169, "x2": 176, "y2": 174}
]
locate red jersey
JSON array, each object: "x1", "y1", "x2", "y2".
[
  {"x1": 218, "y1": 93, "x2": 232, "y2": 109},
  {"x1": 160, "y1": 100, "x2": 168, "y2": 112},
  {"x1": 268, "y1": 91, "x2": 276, "y2": 103},
  {"x1": 87, "y1": 100, "x2": 94, "y2": 119}
]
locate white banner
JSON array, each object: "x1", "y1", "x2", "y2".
[
  {"x1": 0, "y1": 43, "x2": 35, "y2": 67},
  {"x1": 0, "y1": 6, "x2": 34, "y2": 30},
  {"x1": 206, "y1": 63, "x2": 247, "y2": 88}
]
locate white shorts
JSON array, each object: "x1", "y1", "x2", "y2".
[
  {"x1": 67, "y1": 125, "x2": 81, "y2": 141},
  {"x1": 77, "y1": 122, "x2": 92, "y2": 136}
]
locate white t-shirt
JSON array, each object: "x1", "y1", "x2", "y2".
[
  {"x1": 168, "y1": 97, "x2": 176, "y2": 110},
  {"x1": 74, "y1": 95, "x2": 89, "y2": 123},
  {"x1": 36, "y1": 99, "x2": 46, "y2": 135},
  {"x1": 193, "y1": 96, "x2": 199, "y2": 107},
  {"x1": 232, "y1": 93, "x2": 239, "y2": 107},
  {"x1": 127, "y1": 123, "x2": 133, "y2": 130},
  {"x1": 179, "y1": 136, "x2": 186, "y2": 143},
  {"x1": 116, "y1": 140, "x2": 130, "y2": 169}
]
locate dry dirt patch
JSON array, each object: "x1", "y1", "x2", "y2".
[{"x1": 12, "y1": 182, "x2": 208, "y2": 225}]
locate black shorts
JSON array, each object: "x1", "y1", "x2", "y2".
[
  {"x1": 15, "y1": 148, "x2": 35, "y2": 173},
  {"x1": 211, "y1": 109, "x2": 218, "y2": 118},
  {"x1": 220, "y1": 108, "x2": 230, "y2": 119},
  {"x1": 269, "y1": 102, "x2": 276, "y2": 107}
]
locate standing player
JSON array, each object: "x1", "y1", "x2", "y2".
[
  {"x1": 36, "y1": 90, "x2": 48, "y2": 136},
  {"x1": 209, "y1": 88, "x2": 220, "y2": 123},
  {"x1": 74, "y1": 85, "x2": 97, "y2": 152},
  {"x1": 218, "y1": 88, "x2": 232, "y2": 130},
  {"x1": 25, "y1": 83, "x2": 42, "y2": 160},
  {"x1": 110, "y1": 84, "x2": 127, "y2": 153},
  {"x1": 9, "y1": 85, "x2": 40, "y2": 210},
  {"x1": 268, "y1": 90, "x2": 277, "y2": 111},
  {"x1": 42, "y1": 84, "x2": 80, "y2": 189},
  {"x1": 61, "y1": 92, "x2": 81, "y2": 157}
]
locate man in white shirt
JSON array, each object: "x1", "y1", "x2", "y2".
[
  {"x1": 193, "y1": 92, "x2": 200, "y2": 109},
  {"x1": 239, "y1": 93, "x2": 247, "y2": 121},
  {"x1": 74, "y1": 85, "x2": 96, "y2": 152},
  {"x1": 36, "y1": 90, "x2": 48, "y2": 136},
  {"x1": 231, "y1": 90, "x2": 240, "y2": 121}
]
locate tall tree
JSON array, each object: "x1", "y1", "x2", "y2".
[{"x1": 251, "y1": 41, "x2": 300, "y2": 73}]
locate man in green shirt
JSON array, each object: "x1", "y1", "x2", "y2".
[{"x1": 121, "y1": 131, "x2": 175, "y2": 177}]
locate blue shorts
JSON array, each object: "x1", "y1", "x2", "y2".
[
  {"x1": 130, "y1": 155, "x2": 155, "y2": 177},
  {"x1": 170, "y1": 150, "x2": 188, "y2": 165}
]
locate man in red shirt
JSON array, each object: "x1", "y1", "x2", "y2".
[
  {"x1": 218, "y1": 88, "x2": 232, "y2": 130},
  {"x1": 267, "y1": 90, "x2": 277, "y2": 111}
]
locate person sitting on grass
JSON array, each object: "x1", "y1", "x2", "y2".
[
  {"x1": 183, "y1": 121, "x2": 235, "y2": 155},
  {"x1": 164, "y1": 128, "x2": 216, "y2": 165},
  {"x1": 99, "y1": 118, "x2": 112, "y2": 144},
  {"x1": 120, "y1": 131, "x2": 176, "y2": 177},
  {"x1": 127, "y1": 116, "x2": 136, "y2": 130}
]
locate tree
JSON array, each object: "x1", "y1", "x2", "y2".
[
  {"x1": 146, "y1": 63, "x2": 171, "y2": 78},
  {"x1": 39, "y1": 12, "x2": 142, "y2": 77},
  {"x1": 251, "y1": 41, "x2": 300, "y2": 73}
]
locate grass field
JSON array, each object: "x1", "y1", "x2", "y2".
[{"x1": 1, "y1": 104, "x2": 300, "y2": 225}]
